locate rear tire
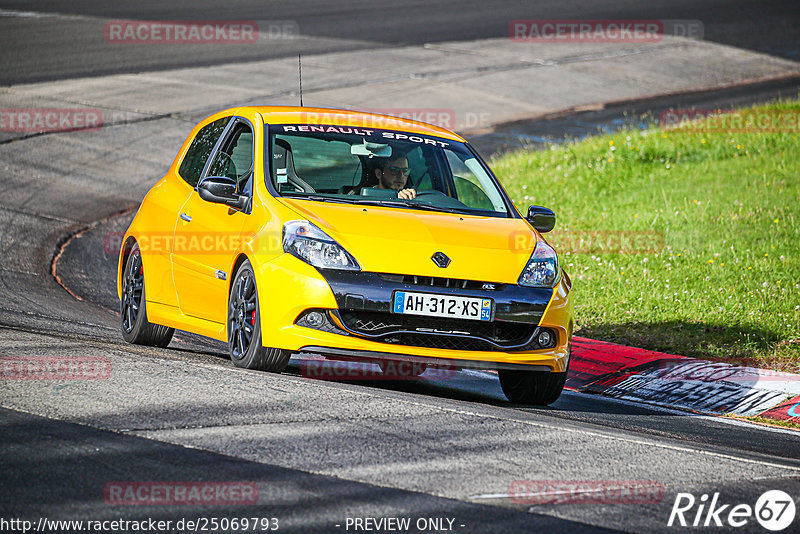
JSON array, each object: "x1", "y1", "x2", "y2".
[
  {"x1": 228, "y1": 260, "x2": 290, "y2": 373},
  {"x1": 498, "y1": 369, "x2": 566, "y2": 405},
  {"x1": 120, "y1": 243, "x2": 174, "y2": 347}
]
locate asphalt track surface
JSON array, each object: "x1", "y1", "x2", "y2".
[
  {"x1": 2, "y1": 3, "x2": 800, "y2": 533},
  {"x1": 470, "y1": 75, "x2": 800, "y2": 157},
  {"x1": 1, "y1": 0, "x2": 799, "y2": 84}
]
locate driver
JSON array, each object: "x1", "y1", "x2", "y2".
[{"x1": 374, "y1": 154, "x2": 416, "y2": 200}]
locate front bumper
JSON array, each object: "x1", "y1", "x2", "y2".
[
  {"x1": 255, "y1": 254, "x2": 572, "y2": 372},
  {"x1": 296, "y1": 346, "x2": 552, "y2": 372}
]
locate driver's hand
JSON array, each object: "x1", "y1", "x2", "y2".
[{"x1": 398, "y1": 188, "x2": 417, "y2": 200}]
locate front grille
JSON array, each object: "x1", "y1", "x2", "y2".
[
  {"x1": 337, "y1": 310, "x2": 535, "y2": 351},
  {"x1": 377, "y1": 273, "x2": 504, "y2": 291}
]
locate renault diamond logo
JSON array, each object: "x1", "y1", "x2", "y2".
[{"x1": 431, "y1": 252, "x2": 450, "y2": 268}]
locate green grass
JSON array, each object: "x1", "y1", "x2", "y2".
[{"x1": 491, "y1": 98, "x2": 800, "y2": 370}]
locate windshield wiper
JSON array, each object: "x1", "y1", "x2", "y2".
[
  {"x1": 354, "y1": 199, "x2": 464, "y2": 214},
  {"x1": 281, "y1": 193, "x2": 353, "y2": 204},
  {"x1": 352, "y1": 199, "x2": 409, "y2": 208},
  {"x1": 406, "y1": 203, "x2": 463, "y2": 214},
  {"x1": 282, "y1": 194, "x2": 467, "y2": 214}
]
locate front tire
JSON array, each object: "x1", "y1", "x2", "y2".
[
  {"x1": 228, "y1": 260, "x2": 290, "y2": 373},
  {"x1": 120, "y1": 243, "x2": 174, "y2": 347},
  {"x1": 498, "y1": 369, "x2": 566, "y2": 405}
]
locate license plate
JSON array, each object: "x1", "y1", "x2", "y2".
[{"x1": 392, "y1": 291, "x2": 492, "y2": 321}]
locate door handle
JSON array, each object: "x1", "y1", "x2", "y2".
[{"x1": 180, "y1": 213, "x2": 192, "y2": 222}]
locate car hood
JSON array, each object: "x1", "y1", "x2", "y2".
[{"x1": 278, "y1": 198, "x2": 538, "y2": 284}]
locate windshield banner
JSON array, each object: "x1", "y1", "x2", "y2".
[{"x1": 273, "y1": 124, "x2": 452, "y2": 148}]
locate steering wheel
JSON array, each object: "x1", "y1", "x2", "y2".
[{"x1": 412, "y1": 190, "x2": 447, "y2": 199}]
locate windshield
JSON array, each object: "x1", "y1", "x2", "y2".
[{"x1": 267, "y1": 124, "x2": 513, "y2": 217}]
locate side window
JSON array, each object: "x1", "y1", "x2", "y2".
[
  {"x1": 178, "y1": 116, "x2": 231, "y2": 187},
  {"x1": 207, "y1": 122, "x2": 254, "y2": 192}
]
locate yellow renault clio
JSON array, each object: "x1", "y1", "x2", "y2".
[{"x1": 118, "y1": 106, "x2": 573, "y2": 404}]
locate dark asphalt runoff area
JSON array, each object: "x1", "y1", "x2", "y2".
[
  {"x1": 1, "y1": 2, "x2": 799, "y2": 533},
  {"x1": 1, "y1": 0, "x2": 799, "y2": 84}
]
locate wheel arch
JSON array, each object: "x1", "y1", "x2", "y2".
[
  {"x1": 228, "y1": 253, "x2": 252, "y2": 299},
  {"x1": 117, "y1": 235, "x2": 139, "y2": 299}
]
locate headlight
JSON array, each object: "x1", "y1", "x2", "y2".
[
  {"x1": 518, "y1": 240, "x2": 559, "y2": 288},
  {"x1": 283, "y1": 220, "x2": 360, "y2": 271}
]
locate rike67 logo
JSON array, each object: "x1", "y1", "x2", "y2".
[{"x1": 668, "y1": 490, "x2": 795, "y2": 531}]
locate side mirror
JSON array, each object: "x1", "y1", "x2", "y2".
[
  {"x1": 198, "y1": 176, "x2": 248, "y2": 211},
  {"x1": 526, "y1": 205, "x2": 556, "y2": 233}
]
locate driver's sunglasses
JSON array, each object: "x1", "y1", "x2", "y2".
[{"x1": 385, "y1": 165, "x2": 410, "y2": 176}]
